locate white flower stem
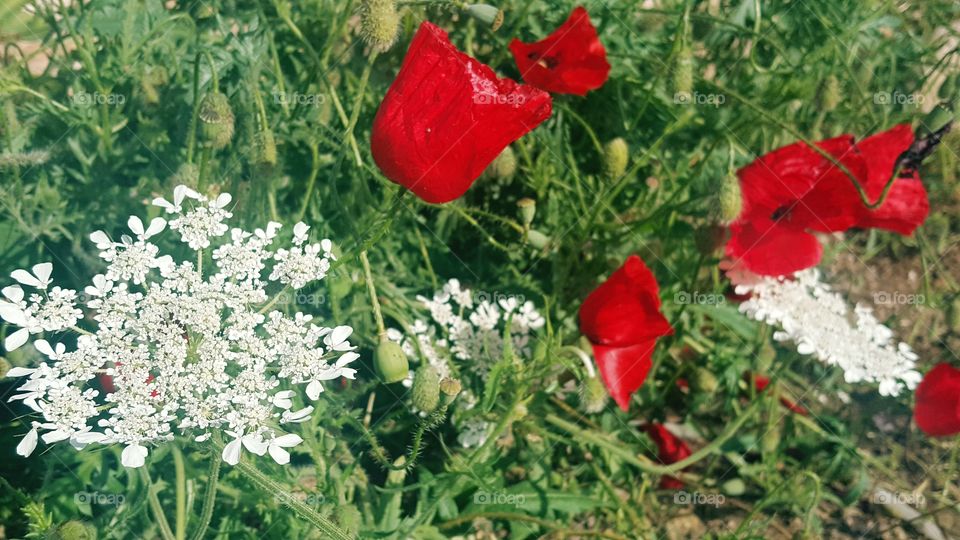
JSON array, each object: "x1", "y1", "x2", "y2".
[
  {"x1": 139, "y1": 466, "x2": 176, "y2": 540},
  {"x1": 172, "y1": 446, "x2": 187, "y2": 540}
]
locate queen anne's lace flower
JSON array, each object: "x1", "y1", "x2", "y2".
[
  {"x1": 736, "y1": 269, "x2": 921, "y2": 396},
  {"x1": 2, "y1": 186, "x2": 356, "y2": 468}
]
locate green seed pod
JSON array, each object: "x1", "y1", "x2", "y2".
[
  {"x1": 580, "y1": 375, "x2": 608, "y2": 414},
  {"x1": 602, "y1": 137, "x2": 629, "y2": 180},
  {"x1": 757, "y1": 341, "x2": 776, "y2": 373},
  {"x1": 411, "y1": 365, "x2": 440, "y2": 413},
  {"x1": 373, "y1": 336, "x2": 409, "y2": 384},
  {"x1": 721, "y1": 478, "x2": 746, "y2": 496},
  {"x1": 170, "y1": 163, "x2": 200, "y2": 187},
  {"x1": 252, "y1": 128, "x2": 278, "y2": 174},
  {"x1": 334, "y1": 504, "x2": 362, "y2": 536},
  {"x1": 485, "y1": 146, "x2": 516, "y2": 179},
  {"x1": 439, "y1": 377, "x2": 462, "y2": 406},
  {"x1": 671, "y1": 42, "x2": 694, "y2": 99},
  {"x1": 690, "y1": 367, "x2": 719, "y2": 394},
  {"x1": 516, "y1": 198, "x2": 536, "y2": 227},
  {"x1": 761, "y1": 423, "x2": 781, "y2": 455},
  {"x1": 817, "y1": 75, "x2": 841, "y2": 112},
  {"x1": 714, "y1": 172, "x2": 743, "y2": 224},
  {"x1": 199, "y1": 92, "x2": 235, "y2": 150},
  {"x1": 947, "y1": 297, "x2": 960, "y2": 334},
  {"x1": 359, "y1": 0, "x2": 400, "y2": 53},
  {"x1": 48, "y1": 521, "x2": 97, "y2": 540},
  {"x1": 526, "y1": 229, "x2": 550, "y2": 249},
  {"x1": 464, "y1": 4, "x2": 504, "y2": 31}
]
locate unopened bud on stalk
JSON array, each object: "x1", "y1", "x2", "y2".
[
  {"x1": 817, "y1": 75, "x2": 841, "y2": 112},
  {"x1": 602, "y1": 137, "x2": 629, "y2": 180},
  {"x1": 170, "y1": 163, "x2": 200, "y2": 187},
  {"x1": 253, "y1": 128, "x2": 278, "y2": 174},
  {"x1": 713, "y1": 172, "x2": 742, "y2": 224},
  {"x1": 199, "y1": 92, "x2": 235, "y2": 150},
  {"x1": 439, "y1": 377, "x2": 462, "y2": 406},
  {"x1": 463, "y1": 4, "x2": 504, "y2": 31},
  {"x1": 359, "y1": 0, "x2": 400, "y2": 53},
  {"x1": 947, "y1": 297, "x2": 960, "y2": 334},
  {"x1": 690, "y1": 367, "x2": 719, "y2": 394},
  {"x1": 671, "y1": 41, "x2": 693, "y2": 98},
  {"x1": 485, "y1": 145, "x2": 516, "y2": 179},
  {"x1": 48, "y1": 521, "x2": 97, "y2": 540},
  {"x1": 517, "y1": 198, "x2": 536, "y2": 227},
  {"x1": 580, "y1": 375, "x2": 608, "y2": 414},
  {"x1": 411, "y1": 365, "x2": 440, "y2": 412},
  {"x1": 761, "y1": 423, "x2": 781, "y2": 455},
  {"x1": 525, "y1": 229, "x2": 550, "y2": 250},
  {"x1": 373, "y1": 335, "x2": 409, "y2": 384}
]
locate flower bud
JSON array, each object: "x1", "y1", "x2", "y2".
[
  {"x1": 516, "y1": 198, "x2": 536, "y2": 227},
  {"x1": 252, "y1": 128, "x2": 278, "y2": 174},
  {"x1": 721, "y1": 478, "x2": 746, "y2": 496},
  {"x1": 439, "y1": 377, "x2": 462, "y2": 405},
  {"x1": 411, "y1": 365, "x2": 440, "y2": 412},
  {"x1": 580, "y1": 375, "x2": 607, "y2": 414},
  {"x1": 757, "y1": 341, "x2": 776, "y2": 373},
  {"x1": 817, "y1": 75, "x2": 841, "y2": 112},
  {"x1": 359, "y1": 0, "x2": 400, "y2": 53},
  {"x1": 170, "y1": 163, "x2": 200, "y2": 187},
  {"x1": 199, "y1": 92, "x2": 235, "y2": 150},
  {"x1": 761, "y1": 423, "x2": 781, "y2": 455},
  {"x1": 947, "y1": 297, "x2": 960, "y2": 334},
  {"x1": 525, "y1": 229, "x2": 550, "y2": 250},
  {"x1": 48, "y1": 521, "x2": 97, "y2": 540},
  {"x1": 464, "y1": 4, "x2": 504, "y2": 31},
  {"x1": 671, "y1": 42, "x2": 693, "y2": 98},
  {"x1": 485, "y1": 145, "x2": 516, "y2": 179},
  {"x1": 334, "y1": 504, "x2": 362, "y2": 536},
  {"x1": 713, "y1": 172, "x2": 742, "y2": 224},
  {"x1": 373, "y1": 336, "x2": 409, "y2": 384},
  {"x1": 690, "y1": 367, "x2": 719, "y2": 394},
  {"x1": 602, "y1": 137, "x2": 629, "y2": 180}
]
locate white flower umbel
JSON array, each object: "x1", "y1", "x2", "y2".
[
  {"x1": 736, "y1": 268, "x2": 921, "y2": 396},
  {"x1": 2, "y1": 185, "x2": 356, "y2": 468},
  {"x1": 389, "y1": 279, "x2": 545, "y2": 446}
]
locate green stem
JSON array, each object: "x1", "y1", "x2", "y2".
[
  {"x1": 296, "y1": 142, "x2": 321, "y2": 223},
  {"x1": 359, "y1": 250, "x2": 386, "y2": 336},
  {"x1": 172, "y1": 447, "x2": 187, "y2": 540},
  {"x1": 189, "y1": 443, "x2": 222, "y2": 540},
  {"x1": 139, "y1": 466, "x2": 176, "y2": 540}
]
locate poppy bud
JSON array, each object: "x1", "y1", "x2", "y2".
[
  {"x1": 525, "y1": 229, "x2": 550, "y2": 249},
  {"x1": 359, "y1": 0, "x2": 400, "y2": 53},
  {"x1": 817, "y1": 75, "x2": 841, "y2": 112},
  {"x1": 373, "y1": 336, "x2": 409, "y2": 384},
  {"x1": 602, "y1": 137, "x2": 629, "y2": 180},
  {"x1": 757, "y1": 341, "x2": 776, "y2": 373},
  {"x1": 485, "y1": 146, "x2": 517, "y2": 179},
  {"x1": 718, "y1": 172, "x2": 743, "y2": 224},
  {"x1": 170, "y1": 163, "x2": 200, "y2": 187},
  {"x1": 48, "y1": 521, "x2": 97, "y2": 540},
  {"x1": 199, "y1": 92, "x2": 235, "y2": 150},
  {"x1": 761, "y1": 423, "x2": 781, "y2": 455},
  {"x1": 947, "y1": 297, "x2": 960, "y2": 334},
  {"x1": 464, "y1": 4, "x2": 504, "y2": 32},
  {"x1": 252, "y1": 128, "x2": 278, "y2": 174},
  {"x1": 580, "y1": 375, "x2": 607, "y2": 413},
  {"x1": 334, "y1": 504, "x2": 362, "y2": 536},
  {"x1": 439, "y1": 377, "x2": 462, "y2": 406},
  {"x1": 671, "y1": 41, "x2": 693, "y2": 99},
  {"x1": 721, "y1": 478, "x2": 746, "y2": 496},
  {"x1": 690, "y1": 367, "x2": 719, "y2": 394},
  {"x1": 517, "y1": 198, "x2": 536, "y2": 227},
  {"x1": 411, "y1": 365, "x2": 440, "y2": 412}
]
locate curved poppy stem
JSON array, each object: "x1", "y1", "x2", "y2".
[
  {"x1": 702, "y1": 79, "x2": 899, "y2": 210},
  {"x1": 545, "y1": 397, "x2": 764, "y2": 475},
  {"x1": 359, "y1": 250, "x2": 387, "y2": 337}
]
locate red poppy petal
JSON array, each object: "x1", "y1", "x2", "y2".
[
  {"x1": 579, "y1": 256, "x2": 673, "y2": 346},
  {"x1": 509, "y1": 6, "x2": 610, "y2": 96},
  {"x1": 592, "y1": 341, "x2": 656, "y2": 411},
  {"x1": 914, "y1": 363, "x2": 960, "y2": 437},
  {"x1": 372, "y1": 22, "x2": 552, "y2": 203},
  {"x1": 726, "y1": 217, "x2": 822, "y2": 277},
  {"x1": 853, "y1": 124, "x2": 929, "y2": 234}
]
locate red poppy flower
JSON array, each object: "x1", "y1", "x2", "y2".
[
  {"x1": 579, "y1": 255, "x2": 673, "y2": 410},
  {"x1": 371, "y1": 21, "x2": 552, "y2": 204},
  {"x1": 914, "y1": 363, "x2": 960, "y2": 437},
  {"x1": 753, "y1": 375, "x2": 808, "y2": 415},
  {"x1": 726, "y1": 124, "x2": 929, "y2": 276},
  {"x1": 646, "y1": 423, "x2": 691, "y2": 489},
  {"x1": 509, "y1": 6, "x2": 611, "y2": 96}
]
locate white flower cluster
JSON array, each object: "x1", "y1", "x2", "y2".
[
  {"x1": 387, "y1": 279, "x2": 545, "y2": 447},
  {"x1": 1, "y1": 186, "x2": 356, "y2": 468},
  {"x1": 736, "y1": 269, "x2": 921, "y2": 396}
]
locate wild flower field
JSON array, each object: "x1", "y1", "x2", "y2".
[{"x1": 1, "y1": 0, "x2": 960, "y2": 538}]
